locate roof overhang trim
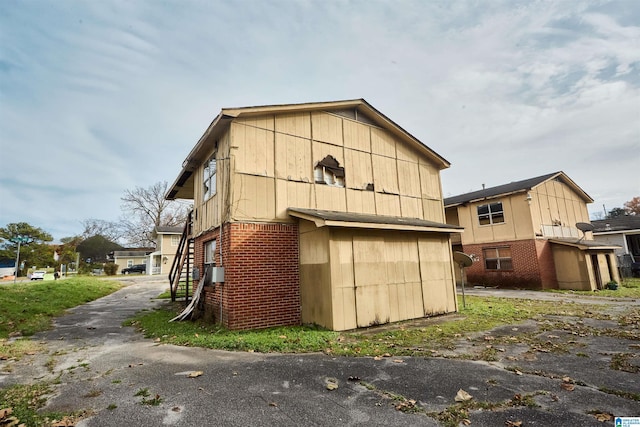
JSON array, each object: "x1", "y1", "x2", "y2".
[
  {"x1": 288, "y1": 208, "x2": 463, "y2": 233},
  {"x1": 548, "y1": 239, "x2": 620, "y2": 251}
]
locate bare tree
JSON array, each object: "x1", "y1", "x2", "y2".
[
  {"x1": 80, "y1": 219, "x2": 124, "y2": 242},
  {"x1": 120, "y1": 181, "x2": 191, "y2": 247}
]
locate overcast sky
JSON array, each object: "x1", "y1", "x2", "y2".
[{"x1": 1, "y1": 0, "x2": 639, "y2": 242}]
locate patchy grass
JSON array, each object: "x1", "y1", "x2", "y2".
[
  {"x1": 0, "y1": 277, "x2": 122, "y2": 361},
  {"x1": 547, "y1": 277, "x2": 640, "y2": 298},
  {"x1": 128, "y1": 296, "x2": 608, "y2": 356},
  {"x1": 0, "y1": 339, "x2": 45, "y2": 362},
  {"x1": 126, "y1": 305, "x2": 338, "y2": 353},
  {"x1": 0, "y1": 276, "x2": 123, "y2": 339},
  {"x1": 0, "y1": 382, "x2": 87, "y2": 427}
]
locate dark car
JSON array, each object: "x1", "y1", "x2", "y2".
[{"x1": 121, "y1": 264, "x2": 146, "y2": 274}]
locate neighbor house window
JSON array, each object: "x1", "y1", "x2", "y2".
[
  {"x1": 127, "y1": 260, "x2": 134, "y2": 267},
  {"x1": 203, "y1": 154, "x2": 217, "y2": 201},
  {"x1": 204, "y1": 240, "x2": 216, "y2": 265},
  {"x1": 477, "y1": 202, "x2": 504, "y2": 225},
  {"x1": 483, "y1": 247, "x2": 512, "y2": 270},
  {"x1": 171, "y1": 235, "x2": 180, "y2": 246}
]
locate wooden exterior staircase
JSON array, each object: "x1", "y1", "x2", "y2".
[{"x1": 168, "y1": 211, "x2": 194, "y2": 304}]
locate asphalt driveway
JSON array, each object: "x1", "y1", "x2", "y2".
[{"x1": 1, "y1": 278, "x2": 638, "y2": 426}]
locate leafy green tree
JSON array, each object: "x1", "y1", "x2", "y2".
[
  {"x1": 76, "y1": 235, "x2": 123, "y2": 263},
  {"x1": 0, "y1": 222, "x2": 54, "y2": 276},
  {"x1": 606, "y1": 207, "x2": 627, "y2": 219},
  {"x1": 56, "y1": 236, "x2": 82, "y2": 270}
]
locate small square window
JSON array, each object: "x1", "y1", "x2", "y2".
[
  {"x1": 483, "y1": 247, "x2": 512, "y2": 271},
  {"x1": 477, "y1": 202, "x2": 505, "y2": 225}
]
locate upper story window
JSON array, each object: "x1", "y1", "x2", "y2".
[
  {"x1": 314, "y1": 155, "x2": 345, "y2": 187},
  {"x1": 171, "y1": 235, "x2": 180, "y2": 246},
  {"x1": 477, "y1": 202, "x2": 504, "y2": 225},
  {"x1": 203, "y1": 154, "x2": 217, "y2": 201}
]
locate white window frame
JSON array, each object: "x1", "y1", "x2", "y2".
[
  {"x1": 204, "y1": 240, "x2": 216, "y2": 265},
  {"x1": 203, "y1": 154, "x2": 217, "y2": 201},
  {"x1": 171, "y1": 235, "x2": 180, "y2": 246},
  {"x1": 477, "y1": 202, "x2": 505, "y2": 225}
]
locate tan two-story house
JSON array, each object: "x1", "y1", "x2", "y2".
[
  {"x1": 444, "y1": 172, "x2": 620, "y2": 290},
  {"x1": 167, "y1": 99, "x2": 462, "y2": 331}
]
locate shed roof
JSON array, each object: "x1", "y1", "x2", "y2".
[
  {"x1": 154, "y1": 226, "x2": 183, "y2": 234},
  {"x1": 444, "y1": 171, "x2": 593, "y2": 207},
  {"x1": 167, "y1": 99, "x2": 450, "y2": 200},
  {"x1": 288, "y1": 208, "x2": 463, "y2": 233},
  {"x1": 548, "y1": 238, "x2": 619, "y2": 251},
  {"x1": 592, "y1": 216, "x2": 640, "y2": 233}
]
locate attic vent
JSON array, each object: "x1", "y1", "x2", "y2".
[{"x1": 314, "y1": 155, "x2": 345, "y2": 187}]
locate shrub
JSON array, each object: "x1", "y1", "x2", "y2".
[{"x1": 103, "y1": 263, "x2": 118, "y2": 276}]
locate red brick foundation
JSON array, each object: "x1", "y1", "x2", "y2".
[
  {"x1": 194, "y1": 222, "x2": 301, "y2": 330},
  {"x1": 463, "y1": 239, "x2": 558, "y2": 289}
]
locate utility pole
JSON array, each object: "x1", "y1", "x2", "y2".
[{"x1": 12, "y1": 235, "x2": 30, "y2": 284}]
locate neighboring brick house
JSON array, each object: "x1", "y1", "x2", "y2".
[
  {"x1": 166, "y1": 99, "x2": 462, "y2": 331},
  {"x1": 444, "y1": 172, "x2": 620, "y2": 290}
]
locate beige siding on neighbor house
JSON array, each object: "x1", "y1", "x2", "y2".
[
  {"x1": 552, "y1": 245, "x2": 592, "y2": 290},
  {"x1": 456, "y1": 193, "x2": 536, "y2": 245},
  {"x1": 529, "y1": 179, "x2": 590, "y2": 237}
]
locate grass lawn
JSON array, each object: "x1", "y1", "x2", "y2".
[
  {"x1": 546, "y1": 277, "x2": 640, "y2": 298},
  {"x1": 0, "y1": 276, "x2": 123, "y2": 427},
  {"x1": 128, "y1": 295, "x2": 612, "y2": 356},
  {"x1": 0, "y1": 276, "x2": 123, "y2": 361}
]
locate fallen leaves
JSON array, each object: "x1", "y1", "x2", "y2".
[
  {"x1": 325, "y1": 377, "x2": 339, "y2": 390},
  {"x1": 561, "y1": 376, "x2": 575, "y2": 391},
  {"x1": 505, "y1": 420, "x2": 523, "y2": 427},
  {"x1": 395, "y1": 399, "x2": 418, "y2": 412},
  {"x1": 0, "y1": 408, "x2": 23, "y2": 427},
  {"x1": 455, "y1": 389, "x2": 473, "y2": 402},
  {"x1": 590, "y1": 411, "x2": 613, "y2": 422},
  {"x1": 187, "y1": 371, "x2": 203, "y2": 378}
]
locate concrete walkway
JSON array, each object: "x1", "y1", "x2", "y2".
[{"x1": 1, "y1": 278, "x2": 638, "y2": 426}]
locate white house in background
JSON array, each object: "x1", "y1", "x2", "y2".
[
  {"x1": 592, "y1": 216, "x2": 640, "y2": 276},
  {"x1": 149, "y1": 226, "x2": 183, "y2": 275},
  {"x1": 112, "y1": 250, "x2": 152, "y2": 274}
]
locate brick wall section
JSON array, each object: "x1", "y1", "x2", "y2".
[
  {"x1": 196, "y1": 222, "x2": 300, "y2": 330},
  {"x1": 535, "y1": 239, "x2": 558, "y2": 289},
  {"x1": 463, "y1": 239, "x2": 558, "y2": 289}
]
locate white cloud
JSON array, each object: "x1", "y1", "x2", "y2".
[{"x1": 0, "y1": 0, "x2": 638, "y2": 239}]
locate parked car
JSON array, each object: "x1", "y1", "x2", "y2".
[
  {"x1": 31, "y1": 271, "x2": 46, "y2": 280},
  {"x1": 121, "y1": 264, "x2": 146, "y2": 274}
]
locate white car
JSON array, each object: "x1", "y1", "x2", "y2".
[{"x1": 31, "y1": 271, "x2": 46, "y2": 280}]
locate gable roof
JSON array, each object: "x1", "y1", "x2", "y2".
[
  {"x1": 592, "y1": 216, "x2": 640, "y2": 233},
  {"x1": 167, "y1": 99, "x2": 449, "y2": 200},
  {"x1": 444, "y1": 171, "x2": 593, "y2": 207}
]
